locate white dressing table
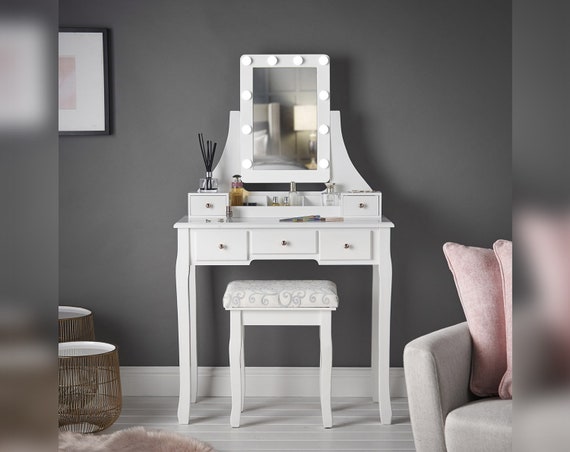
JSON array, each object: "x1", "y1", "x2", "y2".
[{"x1": 174, "y1": 55, "x2": 395, "y2": 425}]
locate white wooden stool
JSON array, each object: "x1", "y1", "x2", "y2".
[{"x1": 223, "y1": 280, "x2": 338, "y2": 429}]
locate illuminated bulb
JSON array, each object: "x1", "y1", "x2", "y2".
[
  {"x1": 318, "y1": 55, "x2": 329, "y2": 65},
  {"x1": 241, "y1": 55, "x2": 252, "y2": 66},
  {"x1": 318, "y1": 124, "x2": 330, "y2": 135},
  {"x1": 241, "y1": 125, "x2": 252, "y2": 135},
  {"x1": 267, "y1": 55, "x2": 278, "y2": 65},
  {"x1": 242, "y1": 159, "x2": 253, "y2": 169},
  {"x1": 293, "y1": 55, "x2": 304, "y2": 65},
  {"x1": 319, "y1": 159, "x2": 330, "y2": 169},
  {"x1": 241, "y1": 90, "x2": 252, "y2": 100},
  {"x1": 319, "y1": 90, "x2": 330, "y2": 101}
]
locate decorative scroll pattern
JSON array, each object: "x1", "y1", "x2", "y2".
[{"x1": 223, "y1": 280, "x2": 339, "y2": 309}]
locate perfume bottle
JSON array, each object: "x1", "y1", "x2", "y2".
[
  {"x1": 271, "y1": 196, "x2": 281, "y2": 206},
  {"x1": 289, "y1": 181, "x2": 303, "y2": 206},
  {"x1": 282, "y1": 196, "x2": 290, "y2": 206},
  {"x1": 230, "y1": 175, "x2": 244, "y2": 206},
  {"x1": 322, "y1": 183, "x2": 340, "y2": 206}
]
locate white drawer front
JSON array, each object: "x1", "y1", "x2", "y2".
[
  {"x1": 342, "y1": 194, "x2": 381, "y2": 217},
  {"x1": 189, "y1": 194, "x2": 228, "y2": 217},
  {"x1": 251, "y1": 230, "x2": 317, "y2": 254},
  {"x1": 320, "y1": 229, "x2": 372, "y2": 260},
  {"x1": 195, "y1": 230, "x2": 247, "y2": 261}
]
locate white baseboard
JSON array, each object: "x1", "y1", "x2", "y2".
[{"x1": 120, "y1": 366, "x2": 406, "y2": 398}]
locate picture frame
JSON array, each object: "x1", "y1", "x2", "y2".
[{"x1": 58, "y1": 28, "x2": 110, "y2": 135}]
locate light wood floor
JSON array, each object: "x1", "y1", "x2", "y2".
[{"x1": 104, "y1": 396, "x2": 416, "y2": 451}]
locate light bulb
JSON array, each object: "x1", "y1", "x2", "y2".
[
  {"x1": 241, "y1": 55, "x2": 252, "y2": 66},
  {"x1": 293, "y1": 55, "x2": 304, "y2": 65},
  {"x1": 241, "y1": 90, "x2": 252, "y2": 100},
  {"x1": 241, "y1": 125, "x2": 252, "y2": 135},
  {"x1": 318, "y1": 124, "x2": 330, "y2": 135},
  {"x1": 242, "y1": 159, "x2": 253, "y2": 169},
  {"x1": 318, "y1": 55, "x2": 329, "y2": 65},
  {"x1": 319, "y1": 90, "x2": 330, "y2": 101},
  {"x1": 267, "y1": 55, "x2": 278, "y2": 66}
]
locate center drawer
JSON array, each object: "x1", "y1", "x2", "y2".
[
  {"x1": 251, "y1": 229, "x2": 317, "y2": 255},
  {"x1": 194, "y1": 230, "x2": 248, "y2": 261}
]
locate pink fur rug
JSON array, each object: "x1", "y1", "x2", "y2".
[{"x1": 59, "y1": 426, "x2": 215, "y2": 452}]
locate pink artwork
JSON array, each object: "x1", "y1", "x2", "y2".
[{"x1": 59, "y1": 56, "x2": 77, "y2": 110}]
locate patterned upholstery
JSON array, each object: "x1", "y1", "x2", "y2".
[{"x1": 223, "y1": 280, "x2": 339, "y2": 309}]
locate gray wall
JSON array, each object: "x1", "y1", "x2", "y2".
[{"x1": 59, "y1": 0, "x2": 511, "y2": 367}]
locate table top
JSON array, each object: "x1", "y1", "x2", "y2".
[{"x1": 174, "y1": 216, "x2": 395, "y2": 229}]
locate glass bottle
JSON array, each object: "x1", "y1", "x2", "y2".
[
  {"x1": 282, "y1": 196, "x2": 290, "y2": 206},
  {"x1": 322, "y1": 182, "x2": 340, "y2": 206},
  {"x1": 230, "y1": 175, "x2": 244, "y2": 206},
  {"x1": 271, "y1": 196, "x2": 281, "y2": 206},
  {"x1": 289, "y1": 181, "x2": 303, "y2": 206}
]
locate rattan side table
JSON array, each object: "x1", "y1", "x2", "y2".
[
  {"x1": 58, "y1": 341, "x2": 122, "y2": 433},
  {"x1": 58, "y1": 306, "x2": 95, "y2": 342}
]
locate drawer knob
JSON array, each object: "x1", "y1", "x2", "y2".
[
  {"x1": 281, "y1": 240, "x2": 288, "y2": 247},
  {"x1": 218, "y1": 243, "x2": 225, "y2": 250},
  {"x1": 359, "y1": 202, "x2": 366, "y2": 208},
  {"x1": 205, "y1": 202, "x2": 213, "y2": 208},
  {"x1": 344, "y1": 243, "x2": 350, "y2": 249}
]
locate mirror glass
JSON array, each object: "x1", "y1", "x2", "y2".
[{"x1": 252, "y1": 68, "x2": 317, "y2": 170}]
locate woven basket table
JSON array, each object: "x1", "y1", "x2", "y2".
[
  {"x1": 58, "y1": 341, "x2": 122, "y2": 433},
  {"x1": 58, "y1": 306, "x2": 95, "y2": 342}
]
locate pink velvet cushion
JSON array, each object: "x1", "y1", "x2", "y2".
[
  {"x1": 443, "y1": 242, "x2": 507, "y2": 397},
  {"x1": 494, "y1": 240, "x2": 512, "y2": 399}
]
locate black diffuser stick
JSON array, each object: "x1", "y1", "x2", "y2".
[{"x1": 198, "y1": 133, "x2": 218, "y2": 190}]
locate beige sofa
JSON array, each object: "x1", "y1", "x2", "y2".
[{"x1": 404, "y1": 322, "x2": 512, "y2": 452}]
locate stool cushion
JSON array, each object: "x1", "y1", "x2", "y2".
[{"x1": 223, "y1": 280, "x2": 339, "y2": 309}]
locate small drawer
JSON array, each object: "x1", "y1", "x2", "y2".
[
  {"x1": 188, "y1": 193, "x2": 228, "y2": 217},
  {"x1": 342, "y1": 194, "x2": 381, "y2": 217},
  {"x1": 194, "y1": 230, "x2": 248, "y2": 261},
  {"x1": 251, "y1": 230, "x2": 317, "y2": 254},
  {"x1": 320, "y1": 229, "x2": 372, "y2": 261}
]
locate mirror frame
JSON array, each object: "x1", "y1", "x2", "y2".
[{"x1": 239, "y1": 54, "x2": 331, "y2": 183}]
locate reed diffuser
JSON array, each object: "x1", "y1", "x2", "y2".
[{"x1": 198, "y1": 133, "x2": 218, "y2": 192}]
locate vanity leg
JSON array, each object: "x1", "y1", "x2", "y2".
[
  {"x1": 176, "y1": 228, "x2": 191, "y2": 424},
  {"x1": 371, "y1": 267, "x2": 379, "y2": 403},
  {"x1": 189, "y1": 264, "x2": 198, "y2": 403},
  {"x1": 376, "y1": 228, "x2": 393, "y2": 425}
]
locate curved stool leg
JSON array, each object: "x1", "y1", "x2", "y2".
[
  {"x1": 320, "y1": 311, "x2": 333, "y2": 428},
  {"x1": 229, "y1": 311, "x2": 242, "y2": 428}
]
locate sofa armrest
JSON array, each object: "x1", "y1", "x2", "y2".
[{"x1": 404, "y1": 322, "x2": 475, "y2": 452}]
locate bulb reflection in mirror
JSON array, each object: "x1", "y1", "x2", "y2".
[
  {"x1": 318, "y1": 159, "x2": 330, "y2": 169},
  {"x1": 318, "y1": 124, "x2": 330, "y2": 135},
  {"x1": 241, "y1": 90, "x2": 252, "y2": 101},
  {"x1": 293, "y1": 55, "x2": 304, "y2": 65},
  {"x1": 241, "y1": 125, "x2": 252, "y2": 135},
  {"x1": 241, "y1": 55, "x2": 252, "y2": 66},
  {"x1": 319, "y1": 90, "x2": 330, "y2": 101},
  {"x1": 242, "y1": 159, "x2": 253, "y2": 169},
  {"x1": 267, "y1": 55, "x2": 278, "y2": 66},
  {"x1": 319, "y1": 55, "x2": 329, "y2": 65}
]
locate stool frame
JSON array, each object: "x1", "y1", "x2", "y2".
[{"x1": 228, "y1": 308, "x2": 334, "y2": 428}]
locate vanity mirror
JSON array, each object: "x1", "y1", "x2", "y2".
[{"x1": 240, "y1": 54, "x2": 331, "y2": 183}]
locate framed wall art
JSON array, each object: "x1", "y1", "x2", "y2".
[{"x1": 58, "y1": 28, "x2": 109, "y2": 135}]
